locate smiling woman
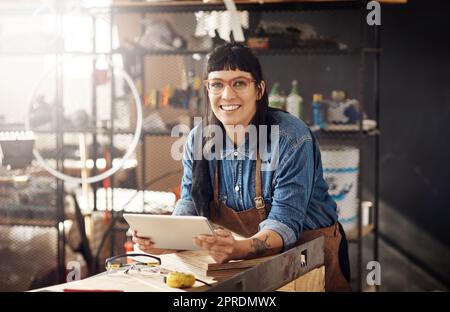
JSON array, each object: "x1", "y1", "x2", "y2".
[{"x1": 132, "y1": 43, "x2": 352, "y2": 292}]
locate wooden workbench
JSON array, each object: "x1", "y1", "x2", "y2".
[{"x1": 33, "y1": 237, "x2": 325, "y2": 292}]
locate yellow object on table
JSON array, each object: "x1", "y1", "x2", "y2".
[{"x1": 164, "y1": 272, "x2": 196, "y2": 288}]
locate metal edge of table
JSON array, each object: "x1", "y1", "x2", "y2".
[{"x1": 205, "y1": 236, "x2": 325, "y2": 292}]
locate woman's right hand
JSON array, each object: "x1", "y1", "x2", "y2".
[{"x1": 131, "y1": 230, "x2": 171, "y2": 255}]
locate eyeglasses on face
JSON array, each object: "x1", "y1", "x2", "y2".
[{"x1": 204, "y1": 77, "x2": 256, "y2": 94}]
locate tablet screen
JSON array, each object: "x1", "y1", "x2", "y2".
[{"x1": 123, "y1": 214, "x2": 215, "y2": 250}]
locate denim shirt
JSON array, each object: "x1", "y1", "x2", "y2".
[{"x1": 173, "y1": 110, "x2": 338, "y2": 250}]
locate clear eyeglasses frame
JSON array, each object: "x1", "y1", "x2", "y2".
[
  {"x1": 204, "y1": 77, "x2": 256, "y2": 95},
  {"x1": 105, "y1": 253, "x2": 163, "y2": 275}
]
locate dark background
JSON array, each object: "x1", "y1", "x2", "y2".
[
  {"x1": 379, "y1": 0, "x2": 450, "y2": 247},
  {"x1": 256, "y1": 0, "x2": 449, "y2": 287},
  {"x1": 377, "y1": 0, "x2": 450, "y2": 287}
]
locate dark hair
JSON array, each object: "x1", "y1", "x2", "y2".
[{"x1": 203, "y1": 43, "x2": 270, "y2": 136}]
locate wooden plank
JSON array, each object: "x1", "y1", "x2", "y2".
[
  {"x1": 277, "y1": 266, "x2": 325, "y2": 292},
  {"x1": 112, "y1": 0, "x2": 407, "y2": 9},
  {"x1": 378, "y1": 0, "x2": 407, "y2": 3},
  {"x1": 207, "y1": 255, "x2": 275, "y2": 271},
  {"x1": 0, "y1": 0, "x2": 408, "y2": 15},
  {"x1": 160, "y1": 250, "x2": 214, "y2": 272},
  {"x1": 161, "y1": 250, "x2": 274, "y2": 283},
  {"x1": 295, "y1": 266, "x2": 325, "y2": 291}
]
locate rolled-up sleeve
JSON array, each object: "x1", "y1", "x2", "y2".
[
  {"x1": 259, "y1": 135, "x2": 314, "y2": 250},
  {"x1": 172, "y1": 130, "x2": 198, "y2": 216},
  {"x1": 259, "y1": 219, "x2": 297, "y2": 250}
]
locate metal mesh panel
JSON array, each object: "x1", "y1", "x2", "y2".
[
  {"x1": 0, "y1": 224, "x2": 57, "y2": 291},
  {"x1": 0, "y1": 165, "x2": 57, "y2": 226},
  {"x1": 0, "y1": 163, "x2": 58, "y2": 291},
  {"x1": 116, "y1": 12, "x2": 215, "y2": 52}
]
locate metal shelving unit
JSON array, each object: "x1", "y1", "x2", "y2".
[
  {"x1": 0, "y1": 2, "x2": 142, "y2": 289},
  {"x1": 0, "y1": 4, "x2": 66, "y2": 289},
  {"x1": 111, "y1": 48, "x2": 380, "y2": 57}
]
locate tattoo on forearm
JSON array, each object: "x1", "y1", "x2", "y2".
[{"x1": 249, "y1": 235, "x2": 270, "y2": 257}]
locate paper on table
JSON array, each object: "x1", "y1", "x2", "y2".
[{"x1": 32, "y1": 271, "x2": 188, "y2": 292}]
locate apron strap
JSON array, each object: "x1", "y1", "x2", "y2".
[
  {"x1": 255, "y1": 155, "x2": 266, "y2": 211},
  {"x1": 255, "y1": 155, "x2": 262, "y2": 199},
  {"x1": 214, "y1": 161, "x2": 219, "y2": 204},
  {"x1": 254, "y1": 156, "x2": 268, "y2": 221}
]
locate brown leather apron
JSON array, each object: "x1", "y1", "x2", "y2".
[{"x1": 209, "y1": 157, "x2": 352, "y2": 292}]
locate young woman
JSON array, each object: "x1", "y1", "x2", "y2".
[{"x1": 133, "y1": 43, "x2": 351, "y2": 291}]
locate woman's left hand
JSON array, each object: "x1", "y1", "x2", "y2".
[{"x1": 193, "y1": 228, "x2": 239, "y2": 264}]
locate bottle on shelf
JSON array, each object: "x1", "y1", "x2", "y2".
[
  {"x1": 286, "y1": 80, "x2": 303, "y2": 120},
  {"x1": 279, "y1": 89, "x2": 287, "y2": 111},
  {"x1": 188, "y1": 75, "x2": 202, "y2": 114},
  {"x1": 268, "y1": 82, "x2": 285, "y2": 110},
  {"x1": 312, "y1": 93, "x2": 326, "y2": 129}
]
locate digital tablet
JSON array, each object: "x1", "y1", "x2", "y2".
[{"x1": 123, "y1": 214, "x2": 216, "y2": 250}]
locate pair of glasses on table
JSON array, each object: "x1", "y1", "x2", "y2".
[
  {"x1": 105, "y1": 253, "x2": 164, "y2": 275},
  {"x1": 104, "y1": 253, "x2": 212, "y2": 286}
]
